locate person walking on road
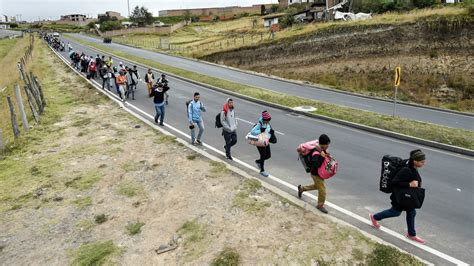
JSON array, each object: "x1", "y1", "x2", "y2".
[
  {"x1": 100, "y1": 65, "x2": 111, "y2": 91},
  {"x1": 297, "y1": 134, "x2": 331, "y2": 214},
  {"x1": 144, "y1": 69, "x2": 155, "y2": 95},
  {"x1": 369, "y1": 149, "x2": 427, "y2": 244},
  {"x1": 126, "y1": 65, "x2": 140, "y2": 100},
  {"x1": 221, "y1": 98, "x2": 237, "y2": 160},
  {"x1": 158, "y1": 74, "x2": 170, "y2": 105},
  {"x1": 188, "y1": 92, "x2": 206, "y2": 145},
  {"x1": 149, "y1": 83, "x2": 170, "y2": 126},
  {"x1": 250, "y1": 111, "x2": 274, "y2": 177},
  {"x1": 116, "y1": 69, "x2": 128, "y2": 101},
  {"x1": 105, "y1": 56, "x2": 113, "y2": 68}
]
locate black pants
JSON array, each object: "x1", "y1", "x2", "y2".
[
  {"x1": 223, "y1": 130, "x2": 237, "y2": 157},
  {"x1": 256, "y1": 145, "x2": 271, "y2": 172}
]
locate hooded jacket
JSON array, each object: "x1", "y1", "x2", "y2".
[{"x1": 221, "y1": 100, "x2": 237, "y2": 133}]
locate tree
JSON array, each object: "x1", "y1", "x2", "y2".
[
  {"x1": 130, "y1": 6, "x2": 154, "y2": 27},
  {"x1": 100, "y1": 20, "x2": 122, "y2": 31},
  {"x1": 87, "y1": 21, "x2": 96, "y2": 29},
  {"x1": 184, "y1": 10, "x2": 192, "y2": 25},
  {"x1": 9, "y1": 23, "x2": 18, "y2": 28}
]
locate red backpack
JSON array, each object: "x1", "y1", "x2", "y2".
[{"x1": 89, "y1": 62, "x2": 96, "y2": 72}]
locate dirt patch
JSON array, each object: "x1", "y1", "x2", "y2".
[
  {"x1": 0, "y1": 41, "x2": 424, "y2": 265},
  {"x1": 203, "y1": 16, "x2": 474, "y2": 111}
]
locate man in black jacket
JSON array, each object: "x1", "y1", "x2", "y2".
[
  {"x1": 370, "y1": 149, "x2": 426, "y2": 244},
  {"x1": 149, "y1": 83, "x2": 170, "y2": 126},
  {"x1": 297, "y1": 134, "x2": 331, "y2": 214}
]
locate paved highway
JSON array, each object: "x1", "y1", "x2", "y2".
[
  {"x1": 68, "y1": 33, "x2": 474, "y2": 131},
  {"x1": 56, "y1": 37, "x2": 474, "y2": 264}
]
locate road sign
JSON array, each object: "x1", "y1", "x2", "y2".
[{"x1": 394, "y1": 67, "x2": 401, "y2": 86}]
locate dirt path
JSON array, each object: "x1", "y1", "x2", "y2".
[{"x1": 0, "y1": 41, "x2": 423, "y2": 265}]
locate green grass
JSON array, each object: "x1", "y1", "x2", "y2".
[
  {"x1": 211, "y1": 247, "x2": 240, "y2": 266},
  {"x1": 367, "y1": 244, "x2": 424, "y2": 266},
  {"x1": 117, "y1": 181, "x2": 144, "y2": 197},
  {"x1": 179, "y1": 220, "x2": 207, "y2": 244},
  {"x1": 232, "y1": 179, "x2": 270, "y2": 214},
  {"x1": 153, "y1": 134, "x2": 177, "y2": 144},
  {"x1": 64, "y1": 35, "x2": 474, "y2": 150},
  {"x1": 209, "y1": 161, "x2": 230, "y2": 176},
  {"x1": 65, "y1": 172, "x2": 102, "y2": 190},
  {"x1": 126, "y1": 221, "x2": 145, "y2": 235},
  {"x1": 71, "y1": 240, "x2": 120, "y2": 266},
  {"x1": 72, "y1": 196, "x2": 93, "y2": 209},
  {"x1": 94, "y1": 214, "x2": 108, "y2": 224},
  {"x1": 155, "y1": 16, "x2": 185, "y2": 25},
  {"x1": 0, "y1": 38, "x2": 19, "y2": 60}
]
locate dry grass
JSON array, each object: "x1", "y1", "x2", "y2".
[
  {"x1": 106, "y1": 6, "x2": 467, "y2": 58},
  {"x1": 0, "y1": 36, "x2": 38, "y2": 148}
]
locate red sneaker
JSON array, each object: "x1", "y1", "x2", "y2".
[
  {"x1": 369, "y1": 213, "x2": 380, "y2": 229},
  {"x1": 406, "y1": 234, "x2": 425, "y2": 244}
]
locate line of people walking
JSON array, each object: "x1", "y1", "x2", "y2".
[{"x1": 51, "y1": 37, "x2": 428, "y2": 245}]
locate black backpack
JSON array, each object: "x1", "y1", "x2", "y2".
[
  {"x1": 380, "y1": 155, "x2": 408, "y2": 193},
  {"x1": 215, "y1": 112, "x2": 223, "y2": 128}
]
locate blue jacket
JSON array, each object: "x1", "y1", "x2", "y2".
[
  {"x1": 250, "y1": 118, "x2": 272, "y2": 139},
  {"x1": 188, "y1": 100, "x2": 206, "y2": 123}
]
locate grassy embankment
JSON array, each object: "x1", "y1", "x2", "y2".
[
  {"x1": 66, "y1": 35, "x2": 474, "y2": 150},
  {"x1": 0, "y1": 36, "x2": 39, "y2": 148},
  {"x1": 0, "y1": 37, "x2": 424, "y2": 265}
]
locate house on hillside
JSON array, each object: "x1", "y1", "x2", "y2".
[
  {"x1": 0, "y1": 22, "x2": 10, "y2": 29},
  {"x1": 263, "y1": 13, "x2": 285, "y2": 27}
]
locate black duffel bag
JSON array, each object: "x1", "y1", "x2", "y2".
[{"x1": 394, "y1": 187, "x2": 425, "y2": 209}]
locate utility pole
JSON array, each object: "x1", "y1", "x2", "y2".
[{"x1": 127, "y1": 0, "x2": 131, "y2": 17}]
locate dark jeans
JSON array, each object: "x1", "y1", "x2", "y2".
[
  {"x1": 374, "y1": 207, "x2": 417, "y2": 236},
  {"x1": 223, "y1": 130, "x2": 237, "y2": 157},
  {"x1": 256, "y1": 145, "x2": 271, "y2": 172},
  {"x1": 154, "y1": 104, "x2": 165, "y2": 124}
]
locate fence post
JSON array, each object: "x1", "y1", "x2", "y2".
[
  {"x1": 25, "y1": 74, "x2": 43, "y2": 114},
  {"x1": 0, "y1": 128, "x2": 4, "y2": 151},
  {"x1": 14, "y1": 84, "x2": 29, "y2": 131},
  {"x1": 32, "y1": 75, "x2": 46, "y2": 107},
  {"x1": 7, "y1": 96, "x2": 20, "y2": 138},
  {"x1": 23, "y1": 85, "x2": 40, "y2": 123}
]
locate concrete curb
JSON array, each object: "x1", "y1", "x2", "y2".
[
  {"x1": 65, "y1": 36, "x2": 474, "y2": 157},
  {"x1": 49, "y1": 43, "x2": 432, "y2": 266},
  {"x1": 80, "y1": 33, "x2": 473, "y2": 118}
]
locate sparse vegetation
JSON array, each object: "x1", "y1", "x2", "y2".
[
  {"x1": 211, "y1": 247, "x2": 240, "y2": 266},
  {"x1": 178, "y1": 219, "x2": 210, "y2": 258},
  {"x1": 117, "y1": 181, "x2": 144, "y2": 197},
  {"x1": 366, "y1": 244, "x2": 424, "y2": 266},
  {"x1": 72, "y1": 196, "x2": 93, "y2": 209},
  {"x1": 233, "y1": 179, "x2": 270, "y2": 214},
  {"x1": 94, "y1": 214, "x2": 108, "y2": 224},
  {"x1": 154, "y1": 134, "x2": 177, "y2": 144},
  {"x1": 126, "y1": 221, "x2": 145, "y2": 235},
  {"x1": 209, "y1": 161, "x2": 230, "y2": 176},
  {"x1": 71, "y1": 240, "x2": 120, "y2": 266}
]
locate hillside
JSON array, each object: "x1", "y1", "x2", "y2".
[{"x1": 203, "y1": 8, "x2": 473, "y2": 112}]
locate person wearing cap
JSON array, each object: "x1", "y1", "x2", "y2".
[
  {"x1": 188, "y1": 92, "x2": 207, "y2": 145},
  {"x1": 221, "y1": 98, "x2": 237, "y2": 160},
  {"x1": 370, "y1": 149, "x2": 427, "y2": 244},
  {"x1": 297, "y1": 134, "x2": 331, "y2": 214},
  {"x1": 250, "y1": 111, "x2": 274, "y2": 177},
  {"x1": 158, "y1": 74, "x2": 169, "y2": 105},
  {"x1": 149, "y1": 83, "x2": 170, "y2": 126}
]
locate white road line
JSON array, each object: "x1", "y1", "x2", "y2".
[
  {"x1": 52, "y1": 47, "x2": 469, "y2": 266},
  {"x1": 236, "y1": 118, "x2": 285, "y2": 135}
]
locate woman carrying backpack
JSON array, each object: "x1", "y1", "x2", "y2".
[
  {"x1": 250, "y1": 111, "x2": 275, "y2": 177},
  {"x1": 370, "y1": 149, "x2": 427, "y2": 244}
]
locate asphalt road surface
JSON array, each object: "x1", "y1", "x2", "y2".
[
  {"x1": 0, "y1": 29, "x2": 22, "y2": 39},
  {"x1": 56, "y1": 37, "x2": 474, "y2": 264},
  {"x1": 68, "y1": 33, "x2": 474, "y2": 131}
]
